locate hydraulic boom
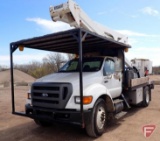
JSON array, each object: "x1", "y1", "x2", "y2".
[{"x1": 50, "y1": 0, "x2": 128, "y2": 44}]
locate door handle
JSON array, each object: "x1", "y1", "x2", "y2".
[{"x1": 104, "y1": 80, "x2": 108, "y2": 83}]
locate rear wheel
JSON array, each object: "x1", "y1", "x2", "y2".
[
  {"x1": 142, "y1": 86, "x2": 150, "y2": 107},
  {"x1": 85, "y1": 99, "x2": 107, "y2": 137}
]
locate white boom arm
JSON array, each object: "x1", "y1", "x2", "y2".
[{"x1": 50, "y1": 0, "x2": 128, "y2": 44}]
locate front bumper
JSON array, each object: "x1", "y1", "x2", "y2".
[{"x1": 25, "y1": 104, "x2": 91, "y2": 126}]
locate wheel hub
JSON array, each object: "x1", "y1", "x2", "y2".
[{"x1": 96, "y1": 107, "x2": 106, "y2": 129}]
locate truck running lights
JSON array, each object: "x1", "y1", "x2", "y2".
[{"x1": 75, "y1": 96, "x2": 93, "y2": 104}]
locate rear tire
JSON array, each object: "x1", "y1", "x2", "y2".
[
  {"x1": 85, "y1": 99, "x2": 107, "y2": 137},
  {"x1": 142, "y1": 86, "x2": 150, "y2": 107}
]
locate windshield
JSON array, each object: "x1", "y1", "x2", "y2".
[{"x1": 59, "y1": 57, "x2": 104, "y2": 72}]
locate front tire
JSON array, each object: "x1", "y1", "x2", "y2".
[{"x1": 85, "y1": 98, "x2": 107, "y2": 137}]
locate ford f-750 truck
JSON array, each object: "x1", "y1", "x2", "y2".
[{"x1": 10, "y1": 0, "x2": 154, "y2": 137}]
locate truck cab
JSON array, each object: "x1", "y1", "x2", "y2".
[{"x1": 26, "y1": 56, "x2": 123, "y2": 111}]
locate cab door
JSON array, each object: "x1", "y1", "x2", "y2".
[{"x1": 103, "y1": 58, "x2": 122, "y2": 98}]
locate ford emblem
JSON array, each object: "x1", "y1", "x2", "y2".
[{"x1": 42, "y1": 93, "x2": 48, "y2": 97}]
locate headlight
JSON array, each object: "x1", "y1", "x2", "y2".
[{"x1": 74, "y1": 96, "x2": 93, "y2": 104}]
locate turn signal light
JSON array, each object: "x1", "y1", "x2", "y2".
[
  {"x1": 75, "y1": 96, "x2": 93, "y2": 104},
  {"x1": 19, "y1": 45, "x2": 24, "y2": 51},
  {"x1": 83, "y1": 96, "x2": 93, "y2": 104},
  {"x1": 124, "y1": 48, "x2": 128, "y2": 52}
]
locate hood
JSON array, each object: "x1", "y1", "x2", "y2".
[{"x1": 36, "y1": 71, "x2": 102, "y2": 88}]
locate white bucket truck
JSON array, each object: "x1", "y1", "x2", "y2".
[{"x1": 10, "y1": 0, "x2": 154, "y2": 137}]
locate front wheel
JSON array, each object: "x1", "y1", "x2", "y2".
[{"x1": 85, "y1": 98, "x2": 107, "y2": 137}]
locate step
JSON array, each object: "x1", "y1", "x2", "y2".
[
  {"x1": 113, "y1": 99, "x2": 123, "y2": 104},
  {"x1": 115, "y1": 111, "x2": 127, "y2": 120}
]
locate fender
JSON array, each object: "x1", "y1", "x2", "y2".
[
  {"x1": 83, "y1": 83, "x2": 114, "y2": 110},
  {"x1": 65, "y1": 83, "x2": 115, "y2": 111}
]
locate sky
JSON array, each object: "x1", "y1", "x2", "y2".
[{"x1": 0, "y1": 0, "x2": 160, "y2": 67}]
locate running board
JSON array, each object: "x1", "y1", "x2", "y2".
[{"x1": 115, "y1": 111, "x2": 127, "y2": 120}]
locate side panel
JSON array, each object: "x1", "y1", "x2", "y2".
[{"x1": 128, "y1": 87, "x2": 143, "y2": 104}]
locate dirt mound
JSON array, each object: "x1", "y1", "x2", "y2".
[{"x1": 0, "y1": 69, "x2": 35, "y2": 86}]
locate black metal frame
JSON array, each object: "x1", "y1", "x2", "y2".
[{"x1": 10, "y1": 28, "x2": 130, "y2": 127}]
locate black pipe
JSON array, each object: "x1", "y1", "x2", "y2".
[
  {"x1": 78, "y1": 29, "x2": 84, "y2": 128},
  {"x1": 10, "y1": 44, "x2": 15, "y2": 113}
]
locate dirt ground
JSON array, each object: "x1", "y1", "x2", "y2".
[{"x1": 0, "y1": 75, "x2": 160, "y2": 141}]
